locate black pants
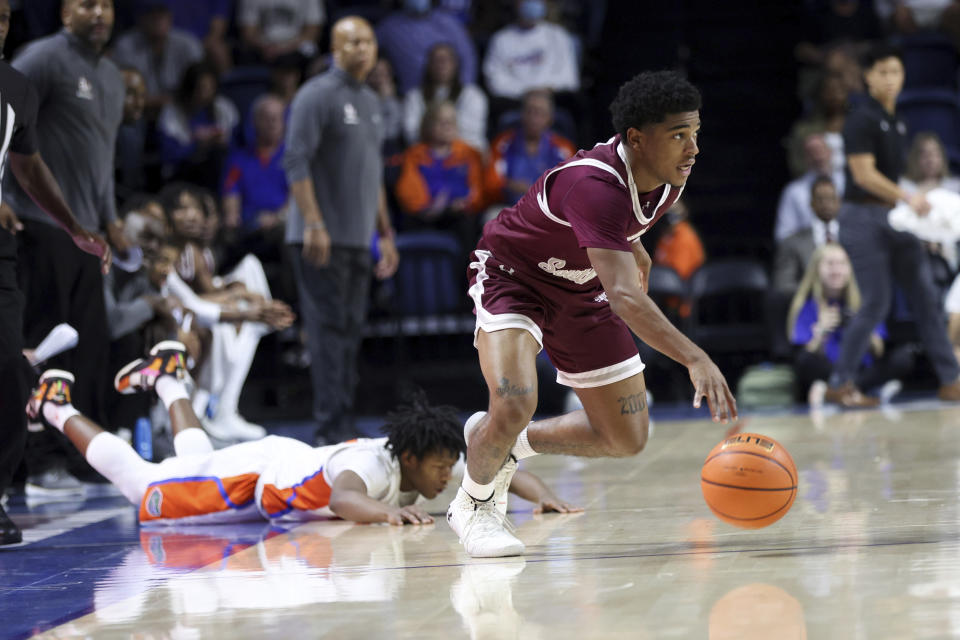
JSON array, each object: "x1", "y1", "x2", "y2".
[
  {"x1": 290, "y1": 245, "x2": 372, "y2": 444},
  {"x1": 836, "y1": 202, "x2": 959, "y2": 386},
  {"x1": 0, "y1": 243, "x2": 30, "y2": 497},
  {"x1": 796, "y1": 344, "x2": 915, "y2": 394},
  {"x1": 16, "y1": 220, "x2": 111, "y2": 478}
]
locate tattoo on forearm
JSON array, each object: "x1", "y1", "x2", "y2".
[
  {"x1": 618, "y1": 392, "x2": 646, "y2": 415},
  {"x1": 496, "y1": 377, "x2": 534, "y2": 397}
]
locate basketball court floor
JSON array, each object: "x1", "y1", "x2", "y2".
[{"x1": 5, "y1": 399, "x2": 960, "y2": 639}]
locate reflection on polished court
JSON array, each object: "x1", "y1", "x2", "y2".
[{"x1": 9, "y1": 401, "x2": 960, "y2": 638}]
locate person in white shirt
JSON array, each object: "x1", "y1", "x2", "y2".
[
  {"x1": 26, "y1": 342, "x2": 578, "y2": 528},
  {"x1": 482, "y1": 0, "x2": 580, "y2": 101},
  {"x1": 238, "y1": 0, "x2": 325, "y2": 63},
  {"x1": 774, "y1": 133, "x2": 846, "y2": 243},
  {"x1": 403, "y1": 43, "x2": 488, "y2": 152}
]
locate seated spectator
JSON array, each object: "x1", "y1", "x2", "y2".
[
  {"x1": 161, "y1": 183, "x2": 295, "y2": 442},
  {"x1": 824, "y1": 43, "x2": 866, "y2": 102},
  {"x1": 652, "y1": 199, "x2": 705, "y2": 282},
  {"x1": 376, "y1": 0, "x2": 478, "y2": 94},
  {"x1": 402, "y1": 43, "x2": 488, "y2": 152},
  {"x1": 794, "y1": 0, "x2": 880, "y2": 68},
  {"x1": 238, "y1": 0, "x2": 325, "y2": 64},
  {"x1": 158, "y1": 62, "x2": 239, "y2": 191},
  {"x1": 901, "y1": 131, "x2": 960, "y2": 291},
  {"x1": 902, "y1": 131, "x2": 960, "y2": 193},
  {"x1": 223, "y1": 94, "x2": 289, "y2": 274},
  {"x1": 787, "y1": 72, "x2": 850, "y2": 178},
  {"x1": 111, "y1": 3, "x2": 205, "y2": 120},
  {"x1": 269, "y1": 54, "x2": 304, "y2": 108},
  {"x1": 774, "y1": 176, "x2": 841, "y2": 292},
  {"x1": 643, "y1": 198, "x2": 705, "y2": 323},
  {"x1": 116, "y1": 67, "x2": 149, "y2": 201},
  {"x1": 875, "y1": 0, "x2": 960, "y2": 47},
  {"x1": 395, "y1": 101, "x2": 484, "y2": 252},
  {"x1": 775, "y1": 133, "x2": 845, "y2": 243},
  {"x1": 482, "y1": 1, "x2": 580, "y2": 119},
  {"x1": 368, "y1": 58, "x2": 405, "y2": 156},
  {"x1": 156, "y1": 0, "x2": 234, "y2": 71},
  {"x1": 788, "y1": 244, "x2": 913, "y2": 406},
  {"x1": 484, "y1": 89, "x2": 574, "y2": 208}
]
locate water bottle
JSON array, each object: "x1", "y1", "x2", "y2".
[{"x1": 135, "y1": 417, "x2": 153, "y2": 461}]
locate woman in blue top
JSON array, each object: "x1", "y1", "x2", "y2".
[{"x1": 788, "y1": 243, "x2": 914, "y2": 406}]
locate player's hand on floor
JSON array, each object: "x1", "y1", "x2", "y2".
[
  {"x1": 388, "y1": 505, "x2": 434, "y2": 526},
  {"x1": 689, "y1": 356, "x2": 738, "y2": 423},
  {"x1": 534, "y1": 494, "x2": 583, "y2": 514}
]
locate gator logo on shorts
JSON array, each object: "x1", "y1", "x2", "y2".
[
  {"x1": 537, "y1": 257, "x2": 597, "y2": 285},
  {"x1": 146, "y1": 487, "x2": 164, "y2": 517}
]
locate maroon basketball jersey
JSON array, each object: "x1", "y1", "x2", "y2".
[{"x1": 478, "y1": 135, "x2": 682, "y2": 291}]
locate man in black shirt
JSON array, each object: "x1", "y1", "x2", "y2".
[
  {"x1": 827, "y1": 42, "x2": 960, "y2": 406},
  {"x1": 0, "y1": 0, "x2": 110, "y2": 545}
]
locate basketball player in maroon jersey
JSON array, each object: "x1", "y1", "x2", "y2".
[{"x1": 447, "y1": 70, "x2": 737, "y2": 557}]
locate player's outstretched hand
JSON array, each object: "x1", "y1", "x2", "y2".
[
  {"x1": 688, "y1": 356, "x2": 738, "y2": 423},
  {"x1": 72, "y1": 228, "x2": 112, "y2": 275},
  {"x1": 388, "y1": 505, "x2": 434, "y2": 526},
  {"x1": 534, "y1": 493, "x2": 583, "y2": 514}
]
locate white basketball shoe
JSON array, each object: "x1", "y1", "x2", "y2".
[
  {"x1": 447, "y1": 487, "x2": 525, "y2": 557},
  {"x1": 463, "y1": 411, "x2": 519, "y2": 517}
]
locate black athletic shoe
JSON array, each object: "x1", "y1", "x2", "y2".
[{"x1": 0, "y1": 503, "x2": 22, "y2": 546}]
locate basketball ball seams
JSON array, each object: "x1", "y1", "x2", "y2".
[
  {"x1": 706, "y1": 488, "x2": 797, "y2": 522},
  {"x1": 703, "y1": 450, "x2": 796, "y2": 485},
  {"x1": 700, "y1": 478, "x2": 797, "y2": 492}
]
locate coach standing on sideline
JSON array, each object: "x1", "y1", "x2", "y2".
[
  {"x1": 0, "y1": 0, "x2": 110, "y2": 545},
  {"x1": 1, "y1": 0, "x2": 126, "y2": 483},
  {"x1": 827, "y1": 42, "x2": 960, "y2": 407},
  {"x1": 284, "y1": 16, "x2": 398, "y2": 446}
]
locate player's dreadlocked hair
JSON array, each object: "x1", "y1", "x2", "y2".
[
  {"x1": 610, "y1": 70, "x2": 701, "y2": 139},
  {"x1": 381, "y1": 390, "x2": 467, "y2": 461}
]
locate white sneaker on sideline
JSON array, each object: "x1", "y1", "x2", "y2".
[
  {"x1": 879, "y1": 379, "x2": 903, "y2": 405},
  {"x1": 463, "y1": 411, "x2": 519, "y2": 516},
  {"x1": 808, "y1": 380, "x2": 828, "y2": 409},
  {"x1": 447, "y1": 487, "x2": 525, "y2": 558},
  {"x1": 202, "y1": 413, "x2": 266, "y2": 442}
]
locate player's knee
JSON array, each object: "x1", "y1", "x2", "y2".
[
  {"x1": 488, "y1": 395, "x2": 536, "y2": 436},
  {"x1": 605, "y1": 416, "x2": 649, "y2": 457}
]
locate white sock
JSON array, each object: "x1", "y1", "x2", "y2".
[
  {"x1": 43, "y1": 403, "x2": 80, "y2": 432},
  {"x1": 511, "y1": 428, "x2": 539, "y2": 460},
  {"x1": 155, "y1": 376, "x2": 189, "y2": 410},
  {"x1": 173, "y1": 429, "x2": 215, "y2": 457},
  {"x1": 461, "y1": 468, "x2": 495, "y2": 502},
  {"x1": 86, "y1": 432, "x2": 152, "y2": 506}
]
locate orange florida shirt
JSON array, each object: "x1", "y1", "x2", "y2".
[{"x1": 394, "y1": 139, "x2": 485, "y2": 215}]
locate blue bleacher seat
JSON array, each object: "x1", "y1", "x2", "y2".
[
  {"x1": 898, "y1": 32, "x2": 959, "y2": 90},
  {"x1": 897, "y1": 88, "x2": 960, "y2": 153}
]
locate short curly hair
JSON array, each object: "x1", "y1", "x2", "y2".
[
  {"x1": 381, "y1": 390, "x2": 466, "y2": 461},
  {"x1": 610, "y1": 70, "x2": 701, "y2": 139}
]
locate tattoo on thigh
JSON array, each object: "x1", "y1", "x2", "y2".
[
  {"x1": 496, "y1": 377, "x2": 534, "y2": 397},
  {"x1": 618, "y1": 392, "x2": 646, "y2": 415}
]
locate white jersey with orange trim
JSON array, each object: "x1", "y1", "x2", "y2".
[
  {"x1": 139, "y1": 435, "x2": 311, "y2": 526},
  {"x1": 255, "y1": 437, "x2": 425, "y2": 522}
]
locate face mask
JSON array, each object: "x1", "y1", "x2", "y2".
[
  {"x1": 404, "y1": 0, "x2": 431, "y2": 14},
  {"x1": 519, "y1": 0, "x2": 546, "y2": 22}
]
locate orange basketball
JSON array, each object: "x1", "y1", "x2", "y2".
[{"x1": 700, "y1": 433, "x2": 797, "y2": 529}]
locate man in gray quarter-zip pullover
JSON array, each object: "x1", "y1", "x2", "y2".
[
  {"x1": 284, "y1": 16, "x2": 398, "y2": 445},
  {"x1": 3, "y1": 0, "x2": 125, "y2": 481}
]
